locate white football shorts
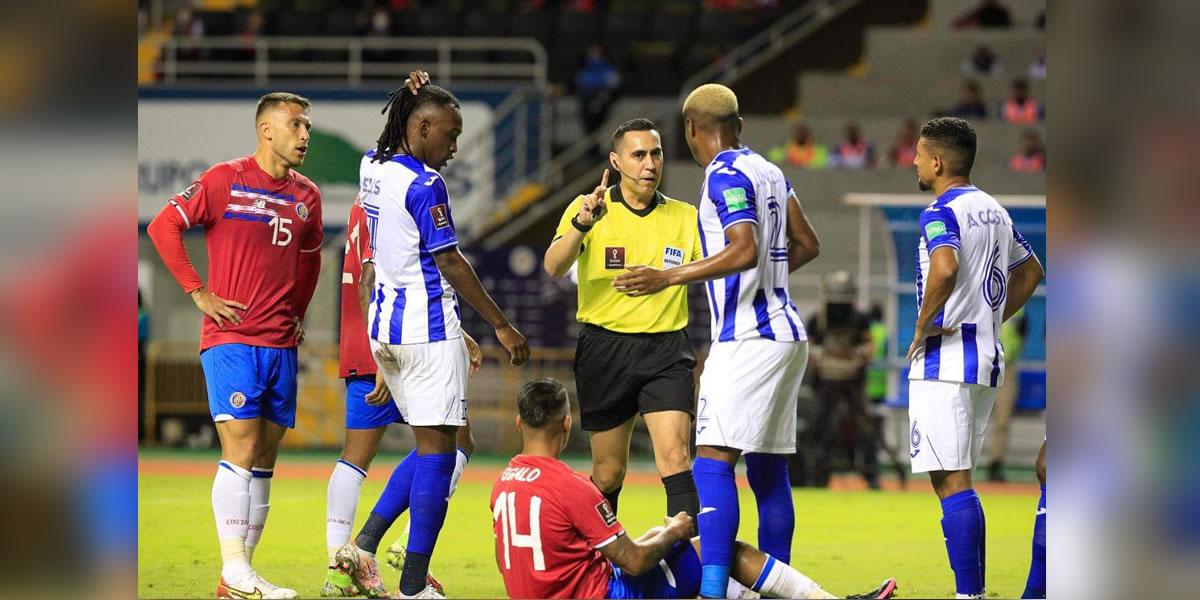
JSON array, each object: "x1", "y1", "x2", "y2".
[
  {"x1": 370, "y1": 337, "x2": 468, "y2": 427},
  {"x1": 696, "y1": 339, "x2": 808, "y2": 454},
  {"x1": 907, "y1": 379, "x2": 998, "y2": 473}
]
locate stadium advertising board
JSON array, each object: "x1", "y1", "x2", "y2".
[{"x1": 138, "y1": 99, "x2": 494, "y2": 229}]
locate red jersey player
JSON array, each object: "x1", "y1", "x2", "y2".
[
  {"x1": 147, "y1": 93, "x2": 323, "y2": 600},
  {"x1": 492, "y1": 379, "x2": 898, "y2": 600},
  {"x1": 323, "y1": 192, "x2": 482, "y2": 597}
]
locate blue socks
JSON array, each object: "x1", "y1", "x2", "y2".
[
  {"x1": 399, "y1": 452, "x2": 456, "y2": 595},
  {"x1": 940, "y1": 488, "x2": 986, "y2": 597},
  {"x1": 694, "y1": 457, "x2": 738, "y2": 598},
  {"x1": 354, "y1": 449, "x2": 418, "y2": 553},
  {"x1": 745, "y1": 453, "x2": 794, "y2": 564},
  {"x1": 406, "y1": 452, "x2": 456, "y2": 555},
  {"x1": 1022, "y1": 484, "x2": 1047, "y2": 598},
  {"x1": 375, "y1": 449, "x2": 418, "y2": 521}
]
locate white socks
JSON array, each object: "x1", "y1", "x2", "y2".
[
  {"x1": 449, "y1": 449, "x2": 469, "y2": 497},
  {"x1": 213, "y1": 461, "x2": 253, "y2": 583},
  {"x1": 752, "y1": 555, "x2": 833, "y2": 599},
  {"x1": 326, "y1": 459, "x2": 368, "y2": 563},
  {"x1": 245, "y1": 468, "x2": 272, "y2": 563}
]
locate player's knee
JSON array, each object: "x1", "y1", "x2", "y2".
[
  {"x1": 591, "y1": 462, "x2": 627, "y2": 492},
  {"x1": 657, "y1": 445, "x2": 692, "y2": 474},
  {"x1": 1035, "y1": 456, "x2": 1046, "y2": 485}
]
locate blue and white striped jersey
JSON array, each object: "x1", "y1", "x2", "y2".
[
  {"x1": 359, "y1": 151, "x2": 462, "y2": 345},
  {"x1": 697, "y1": 147, "x2": 807, "y2": 344},
  {"x1": 910, "y1": 185, "x2": 1036, "y2": 387}
]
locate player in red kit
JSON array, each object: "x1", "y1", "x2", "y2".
[
  {"x1": 147, "y1": 92, "x2": 323, "y2": 600},
  {"x1": 492, "y1": 378, "x2": 898, "y2": 600}
]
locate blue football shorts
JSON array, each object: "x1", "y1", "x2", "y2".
[
  {"x1": 344, "y1": 374, "x2": 406, "y2": 429},
  {"x1": 200, "y1": 343, "x2": 297, "y2": 428},
  {"x1": 607, "y1": 540, "x2": 701, "y2": 599}
]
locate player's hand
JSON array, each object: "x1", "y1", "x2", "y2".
[
  {"x1": 364, "y1": 371, "x2": 392, "y2": 406},
  {"x1": 905, "y1": 322, "x2": 960, "y2": 362},
  {"x1": 613, "y1": 265, "x2": 670, "y2": 297},
  {"x1": 576, "y1": 169, "x2": 609, "y2": 226},
  {"x1": 403, "y1": 69, "x2": 431, "y2": 95},
  {"x1": 292, "y1": 316, "x2": 306, "y2": 345},
  {"x1": 495, "y1": 322, "x2": 530, "y2": 366},
  {"x1": 190, "y1": 287, "x2": 247, "y2": 329},
  {"x1": 463, "y1": 331, "x2": 483, "y2": 376},
  {"x1": 663, "y1": 511, "x2": 695, "y2": 540}
]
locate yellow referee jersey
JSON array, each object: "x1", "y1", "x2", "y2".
[{"x1": 553, "y1": 186, "x2": 701, "y2": 333}]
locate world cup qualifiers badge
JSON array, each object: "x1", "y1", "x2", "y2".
[
  {"x1": 230, "y1": 391, "x2": 247, "y2": 408},
  {"x1": 296, "y1": 203, "x2": 310, "y2": 221}
]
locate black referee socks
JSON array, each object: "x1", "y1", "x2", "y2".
[{"x1": 663, "y1": 470, "x2": 700, "y2": 522}]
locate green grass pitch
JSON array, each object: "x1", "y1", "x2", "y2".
[{"x1": 139, "y1": 450, "x2": 1038, "y2": 598}]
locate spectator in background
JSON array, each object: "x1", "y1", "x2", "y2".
[
  {"x1": 173, "y1": 6, "x2": 204, "y2": 39},
  {"x1": 948, "y1": 80, "x2": 989, "y2": 120},
  {"x1": 1009, "y1": 129, "x2": 1046, "y2": 173},
  {"x1": 768, "y1": 123, "x2": 829, "y2": 168},
  {"x1": 1029, "y1": 49, "x2": 1046, "y2": 80},
  {"x1": 368, "y1": 6, "x2": 390, "y2": 37},
  {"x1": 954, "y1": 0, "x2": 1013, "y2": 29},
  {"x1": 888, "y1": 118, "x2": 919, "y2": 167},
  {"x1": 575, "y1": 44, "x2": 621, "y2": 135},
  {"x1": 831, "y1": 122, "x2": 876, "y2": 169},
  {"x1": 1002, "y1": 78, "x2": 1044, "y2": 124},
  {"x1": 962, "y1": 45, "x2": 1004, "y2": 78}
]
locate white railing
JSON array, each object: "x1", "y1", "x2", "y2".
[{"x1": 156, "y1": 36, "x2": 548, "y2": 88}]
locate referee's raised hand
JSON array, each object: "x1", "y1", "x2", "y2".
[{"x1": 577, "y1": 169, "x2": 610, "y2": 226}]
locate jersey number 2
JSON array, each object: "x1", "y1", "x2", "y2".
[
  {"x1": 269, "y1": 217, "x2": 293, "y2": 247},
  {"x1": 492, "y1": 491, "x2": 545, "y2": 571}
]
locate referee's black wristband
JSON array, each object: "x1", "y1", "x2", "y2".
[{"x1": 571, "y1": 215, "x2": 593, "y2": 233}]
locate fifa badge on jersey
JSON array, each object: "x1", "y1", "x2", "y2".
[
  {"x1": 924, "y1": 221, "x2": 947, "y2": 240},
  {"x1": 663, "y1": 246, "x2": 684, "y2": 269},
  {"x1": 723, "y1": 187, "x2": 749, "y2": 211},
  {"x1": 595, "y1": 500, "x2": 618, "y2": 527},
  {"x1": 178, "y1": 182, "x2": 200, "y2": 202},
  {"x1": 296, "y1": 203, "x2": 310, "y2": 222},
  {"x1": 429, "y1": 204, "x2": 450, "y2": 229},
  {"x1": 229, "y1": 391, "x2": 247, "y2": 409},
  {"x1": 605, "y1": 246, "x2": 626, "y2": 269}
]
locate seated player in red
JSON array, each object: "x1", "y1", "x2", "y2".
[{"x1": 491, "y1": 378, "x2": 898, "y2": 600}]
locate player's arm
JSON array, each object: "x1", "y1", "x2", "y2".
[
  {"x1": 597, "y1": 512, "x2": 694, "y2": 576},
  {"x1": 1004, "y1": 225, "x2": 1043, "y2": 322},
  {"x1": 614, "y1": 168, "x2": 758, "y2": 296},
  {"x1": 614, "y1": 222, "x2": 756, "y2": 297},
  {"x1": 786, "y1": 192, "x2": 821, "y2": 272},
  {"x1": 1004, "y1": 254, "x2": 1044, "y2": 322},
  {"x1": 544, "y1": 170, "x2": 609, "y2": 277},
  {"x1": 906, "y1": 246, "x2": 959, "y2": 361},
  {"x1": 433, "y1": 248, "x2": 530, "y2": 366},
  {"x1": 146, "y1": 173, "x2": 246, "y2": 327}
]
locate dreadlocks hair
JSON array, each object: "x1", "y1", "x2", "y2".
[{"x1": 372, "y1": 84, "x2": 461, "y2": 163}]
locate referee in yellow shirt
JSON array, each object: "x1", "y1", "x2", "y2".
[{"x1": 543, "y1": 118, "x2": 701, "y2": 520}]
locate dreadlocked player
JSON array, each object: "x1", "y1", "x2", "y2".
[{"x1": 335, "y1": 79, "x2": 530, "y2": 599}]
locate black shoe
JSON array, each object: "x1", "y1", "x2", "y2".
[{"x1": 846, "y1": 578, "x2": 898, "y2": 599}]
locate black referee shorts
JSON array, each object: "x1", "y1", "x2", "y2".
[{"x1": 573, "y1": 324, "x2": 697, "y2": 432}]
